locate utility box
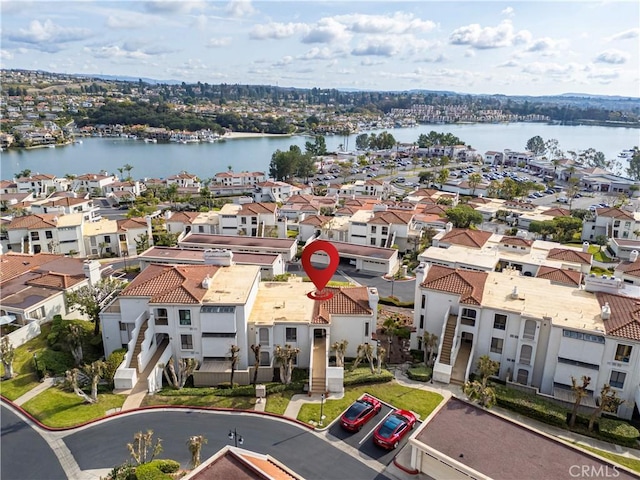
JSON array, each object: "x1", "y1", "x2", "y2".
[{"x1": 256, "y1": 384, "x2": 266, "y2": 402}]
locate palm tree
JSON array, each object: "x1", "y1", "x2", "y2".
[
  {"x1": 468, "y1": 172, "x2": 482, "y2": 196},
  {"x1": 229, "y1": 345, "x2": 240, "y2": 386},
  {"x1": 123, "y1": 163, "x2": 134, "y2": 181},
  {"x1": 423, "y1": 332, "x2": 438, "y2": 367},
  {"x1": 569, "y1": 375, "x2": 591, "y2": 428}
]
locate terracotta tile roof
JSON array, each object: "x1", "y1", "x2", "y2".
[
  {"x1": 41, "y1": 197, "x2": 89, "y2": 207},
  {"x1": 547, "y1": 248, "x2": 592, "y2": 265},
  {"x1": 596, "y1": 292, "x2": 640, "y2": 341},
  {"x1": 421, "y1": 204, "x2": 449, "y2": 216},
  {"x1": 17, "y1": 174, "x2": 55, "y2": 182},
  {"x1": 0, "y1": 253, "x2": 64, "y2": 284},
  {"x1": 168, "y1": 211, "x2": 201, "y2": 224},
  {"x1": 500, "y1": 236, "x2": 533, "y2": 247},
  {"x1": 412, "y1": 188, "x2": 439, "y2": 198},
  {"x1": 421, "y1": 265, "x2": 487, "y2": 305},
  {"x1": 190, "y1": 447, "x2": 302, "y2": 480},
  {"x1": 364, "y1": 179, "x2": 384, "y2": 186},
  {"x1": 117, "y1": 217, "x2": 148, "y2": 231},
  {"x1": 76, "y1": 173, "x2": 111, "y2": 181},
  {"x1": 314, "y1": 286, "x2": 373, "y2": 324},
  {"x1": 121, "y1": 264, "x2": 220, "y2": 304},
  {"x1": 368, "y1": 210, "x2": 414, "y2": 226},
  {"x1": 440, "y1": 228, "x2": 492, "y2": 249},
  {"x1": 541, "y1": 207, "x2": 571, "y2": 217},
  {"x1": 335, "y1": 206, "x2": 360, "y2": 215},
  {"x1": 616, "y1": 260, "x2": 640, "y2": 278},
  {"x1": 536, "y1": 266, "x2": 582, "y2": 287},
  {"x1": 469, "y1": 197, "x2": 492, "y2": 204},
  {"x1": 239, "y1": 202, "x2": 277, "y2": 215},
  {"x1": 168, "y1": 172, "x2": 198, "y2": 180},
  {"x1": 285, "y1": 194, "x2": 315, "y2": 204},
  {"x1": 7, "y1": 213, "x2": 59, "y2": 230},
  {"x1": 299, "y1": 215, "x2": 332, "y2": 226},
  {"x1": 26, "y1": 272, "x2": 86, "y2": 290},
  {"x1": 595, "y1": 208, "x2": 634, "y2": 220}
]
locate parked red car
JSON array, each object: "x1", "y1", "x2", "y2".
[
  {"x1": 340, "y1": 395, "x2": 382, "y2": 432},
  {"x1": 372, "y1": 409, "x2": 417, "y2": 449}
]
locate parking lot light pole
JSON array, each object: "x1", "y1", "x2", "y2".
[
  {"x1": 228, "y1": 428, "x2": 243, "y2": 447},
  {"x1": 319, "y1": 393, "x2": 325, "y2": 426}
]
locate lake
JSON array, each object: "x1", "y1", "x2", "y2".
[{"x1": 2, "y1": 123, "x2": 638, "y2": 181}]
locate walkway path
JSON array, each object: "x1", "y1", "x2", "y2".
[
  {"x1": 117, "y1": 340, "x2": 168, "y2": 411},
  {"x1": 13, "y1": 376, "x2": 55, "y2": 406}
]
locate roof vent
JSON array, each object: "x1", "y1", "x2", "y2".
[
  {"x1": 511, "y1": 286, "x2": 519, "y2": 299},
  {"x1": 202, "y1": 274, "x2": 212, "y2": 289},
  {"x1": 601, "y1": 302, "x2": 611, "y2": 320}
]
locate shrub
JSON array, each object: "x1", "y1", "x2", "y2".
[
  {"x1": 46, "y1": 315, "x2": 65, "y2": 347},
  {"x1": 379, "y1": 297, "x2": 414, "y2": 308},
  {"x1": 343, "y1": 369, "x2": 393, "y2": 386},
  {"x1": 134, "y1": 462, "x2": 171, "y2": 480},
  {"x1": 147, "y1": 459, "x2": 180, "y2": 474},
  {"x1": 494, "y1": 386, "x2": 567, "y2": 427},
  {"x1": 104, "y1": 349, "x2": 127, "y2": 387},
  {"x1": 407, "y1": 365, "x2": 432, "y2": 382},
  {"x1": 37, "y1": 349, "x2": 75, "y2": 375},
  {"x1": 598, "y1": 418, "x2": 640, "y2": 447}
]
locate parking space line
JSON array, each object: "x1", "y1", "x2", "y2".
[{"x1": 359, "y1": 411, "x2": 390, "y2": 445}]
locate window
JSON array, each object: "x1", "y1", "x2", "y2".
[
  {"x1": 490, "y1": 337, "x2": 503, "y2": 354},
  {"x1": 562, "y1": 329, "x2": 605, "y2": 344},
  {"x1": 519, "y1": 345, "x2": 532, "y2": 365},
  {"x1": 517, "y1": 369, "x2": 529, "y2": 385},
  {"x1": 119, "y1": 322, "x2": 127, "y2": 331},
  {"x1": 104, "y1": 235, "x2": 111, "y2": 243},
  {"x1": 461, "y1": 308, "x2": 476, "y2": 326},
  {"x1": 201, "y1": 306, "x2": 235, "y2": 314},
  {"x1": 421, "y1": 295, "x2": 426, "y2": 309},
  {"x1": 119, "y1": 234, "x2": 126, "y2": 241},
  {"x1": 180, "y1": 334, "x2": 193, "y2": 350},
  {"x1": 419, "y1": 315, "x2": 424, "y2": 329},
  {"x1": 371, "y1": 226, "x2": 377, "y2": 234},
  {"x1": 493, "y1": 314, "x2": 507, "y2": 330},
  {"x1": 381, "y1": 227, "x2": 388, "y2": 235},
  {"x1": 365, "y1": 322, "x2": 370, "y2": 336},
  {"x1": 198, "y1": 226, "x2": 204, "y2": 233},
  {"x1": 155, "y1": 308, "x2": 168, "y2": 325},
  {"x1": 286, "y1": 327, "x2": 297, "y2": 342},
  {"x1": 241, "y1": 217, "x2": 247, "y2": 224},
  {"x1": 30, "y1": 231, "x2": 40, "y2": 241},
  {"x1": 259, "y1": 351, "x2": 270, "y2": 366},
  {"x1": 370, "y1": 238, "x2": 376, "y2": 246},
  {"x1": 523, "y1": 320, "x2": 536, "y2": 340},
  {"x1": 609, "y1": 371, "x2": 626, "y2": 389},
  {"x1": 45, "y1": 230, "x2": 53, "y2": 239},
  {"x1": 179, "y1": 310, "x2": 191, "y2": 326},
  {"x1": 259, "y1": 328, "x2": 269, "y2": 346},
  {"x1": 615, "y1": 344, "x2": 632, "y2": 363}
]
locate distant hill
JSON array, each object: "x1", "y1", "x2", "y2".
[{"x1": 73, "y1": 73, "x2": 183, "y2": 85}]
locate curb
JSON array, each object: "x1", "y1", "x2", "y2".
[{"x1": 392, "y1": 456, "x2": 419, "y2": 475}]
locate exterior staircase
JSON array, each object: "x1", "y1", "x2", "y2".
[
  {"x1": 439, "y1": 315, "x2": 458, "y2": 366},
  {"x1": 129, "y1": 319, "x2": 148, "y2": 372},
  {"x1": 310, "y1": 336, "x2": 327, "y2": 394}
]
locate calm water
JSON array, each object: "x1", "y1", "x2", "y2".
[{"x1": 1, "y1": 123, "x2": 638, "y2": 180}]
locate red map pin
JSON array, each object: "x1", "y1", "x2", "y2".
[{"x1": 301, "y1": 240, "x2": 340, "y2": 301}]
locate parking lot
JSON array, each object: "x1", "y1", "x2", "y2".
[{"x1": 324, "y1": 398, "x2": 419, "y2": 466}]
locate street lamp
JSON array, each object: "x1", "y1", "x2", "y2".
[
  {"x1": 228, "y1": 428, "x2": 243, "y2": 447},
  {"x1": 319, "y1": 393, "x2": 326, "y2": 426}
]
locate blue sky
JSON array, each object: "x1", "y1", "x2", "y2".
[{"x1": 1, "y1": 1, "x2": 638, "y2": 97}]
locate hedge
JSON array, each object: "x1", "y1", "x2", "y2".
[
  {"x1": 147, "y1": 459, "x2": 180, "y2": 474},
  {"x1": 134, "y1": 463, "x2": 171, "y2": 480},
  {"x1": 344, "y1": 369, "x2": 393, "y2": 386},
  {"x1": 379, "y1": 296, "x2": 414, "y2": 308},
  {"x1": 494, "y1": 386, "x2": 567, "y2": 427},
  {"x1": 407, "y1": 366, "x2": 432, "y2": 382},
  {"x1": 599, "y1": 418, "x2": 640, "y2": 447}
]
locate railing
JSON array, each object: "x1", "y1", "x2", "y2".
[
  {"x1": 137, "y1": 314, "x2": 156, "y2": 373},
  {"x1": 450, "y1": 315, "x2": 462, "y2": 367},
  {"x1": 464, "y1": 340, "x2": 477, "y2": 383},
  {"x1": 124, "y1": 310, "x2": 148, "y2": 369},
  {"x1": 146, "y1": 341, "x2": 172, "y2": 394},
  {"x1": 435, "y1": 306, "x2": 450, "y2": 364}
]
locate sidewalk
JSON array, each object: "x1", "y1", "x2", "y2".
[{"x1": 13, "y1": 377, "x2": 55, "y2": 406}]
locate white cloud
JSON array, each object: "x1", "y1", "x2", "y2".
[
  {"x1": 606, "y1": 28, "x2": 639, "y2": 42},
  {"x1": 335, "y1": 12, "x2": 436, "y2": 35},
  {"x1": 501, "y1": 7, "x2": 515, "y2": 17},
  {"x1": 450, "y1": 20, "x2": 530, "y2": 49},
  {"x1": 207, "y1": 37, "x2": 232, "y2": 48},
  {"x1": 0, "y1": 49, "x2": 14, "y2": 60},
  {"x1": 85, "y1": 45, "x2": 150, "y2": 60},
  {"x1": 273, "y1": 56, "x2": 293, "y2": 67},
  {"x1": 8, "y1": 19, "x2": 92, "y2": 51},
  {"x1": 594, "y1": 49, "x2": 629, "y2": 64},
  {"x1": 106, "y1": 13, "x2": 148, "y2": 29},
  {"x1": 299, "y1": 47, "x2": 337, "y2": 61},
  {"x1": 360, "y1": 58, "x2": 386, "y2": 66},
  {"x1": 526, "y1": 37, "x2": 558, "y2": 53},
  {"x1": 249, "y1": 22, "x2": 309, "y2": 40},
  {"x1": 521, "y1": 61, "x2": 581, "y2": 77},
  {"x1": 464, "y1": 49, "x2": 476, "y2": 58},
  {"x1": 144, "y1": 1, "x2": 206, "y2": 14},
  {"x1": 419, "y1": 53, "x2": 447, "y2": 63},
  {"x1": 226, "y1": 0, "x2": 255, "y2": 18},
  {"x1": 302, "y1": 18, "x2": 351, "y2": 44},
  {"x1": 352, "y1": 39, "x2": 402, "y2": 57},
  {"x1": 498, "y1": 60, "x2": 519, "y2": 68}
]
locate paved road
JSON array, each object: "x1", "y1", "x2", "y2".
[
  {"x1": 1, "y1": 405, "x2": 392, "y2": 480},
  {"x1": 1, "y1": 404, "x2": 67, "y2": 480}
]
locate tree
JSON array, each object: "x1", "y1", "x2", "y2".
[
  {"x1": 358, "y1": 343, "x2": 375, "y2": 373},
  {"x1": 65, "y1": 277, "x2": 124, "y2": 335},
  {"x1": 468, "y1": 172, "x2": 482, "y2": 196},
  {"x1": 626, "y1": 147, "x2": 640, "y2": 180},
  {"x1": 355, "y1": 133, "x2": 369, "y2": 150},
  {"x1": 436, "y1": 168, "x2": 449, "y2": 189},
  {"x1": 229, "y1": 344, "x2": 240, "y2": 386},
  {"x1": 305, "y1": 135, "x2": 327, "y2": 157},
  {"x1": 274, "y1": 344, "x2": 300, "y2": 385},
  {"x1": 331, "y1": 340, "x2": 348, "y2": 368},
  {"x1": 526, "y1": 136, "x2": 546, "y2": 157},
  {"x1": 128, "y1": 430, "x2": 163, "y2": 465},
  {"x1": 463, "y1": 355, "x2": 499, "y2": 408},
  {"x1": 135, "y1": 232, "x2": 151, "y2": 254},
  {"x1": 66, "y1": 324, "x2": 84, "y2": 366},
  {"x1": 418, "y1": 170, "x2": 435, "y2": 186},
  {"x1": 15, "y1": 168, "x2": 31, "y2": 179},
  {"x1": 569, "y1": 375, "x2": 591, "y2": 428},
  {"x1": 163, "y1": 356, "x2": 199, "y2": 390},
  {"x1": 588, "y1": 384, "x2": 624, "y2": 432},
  {"x1": 375, "y1": 345, "x2": 386, "y2": 374},
  {"x1": 423, "y1": 332, "x2": 438, "y2": 367},
  {"x1": 445, "y1": 205, "x2": 483, "y2": 228},
  {"x1": 83, "y1": 360, "x2": 106, "y2": 403},
  {"x1": 250, "y1": 344, "x2": 261, "y2": 385},
  {"x1": 187, "y1": 435, "x2": 207, "y2": 468},
  {"x1": 0, "y1": 336, "x2": 15, "y2": 379}
]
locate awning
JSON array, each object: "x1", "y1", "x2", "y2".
[{"x1": 0, "y1": 315, "x2": 17, "y2": 326}]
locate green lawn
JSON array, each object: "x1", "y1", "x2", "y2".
[
  {"x1": 0, "y1": 324, "x2": 52, "y2": 401},
  {"x1": 573, "y1": 443, "x2": 640, "y2": 473},
  {"x1": 588, "y1": 245, "x2": 613, "y2": 263},
  {"x1": 297, "y1": 381, "x2": 443, "y2": 426},
  {"x1": 142, "y1": 393, "x2": 255, "y2": 410},
  {"x1": 21, "y1": 388, "x2": 125, "y2": 428},
  {"x1": 264, "y1": 390, "x2": 297, "y2": 415}
]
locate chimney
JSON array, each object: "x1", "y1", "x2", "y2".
[
  {"x1": 601, "y1": 302, "x2": 611, "y2": 320},
  {"x1": 511, "y1": 286, "x2": 519, "y2": 299},
  {"x1": 445, "y1": 222, "x2": 453, "y2": 232},
  {"x1": 201, "y1": 274, "x2": 212, "y2": 289},
  {"x1": 203, "y1": 248, "x2": 234, "y2": 266},
  {"x1": 83, "y1": 260, "x2": 101, "y2": 286},
  {"x1": 630, "y1": 250, "x2": 639, "y2": 262},
  {"x1": 582, "y1": 241, "x2": 589, "y2": 253},
  {"x1": 367, "y1": 287, "x2": 379, "y2": 314}
]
